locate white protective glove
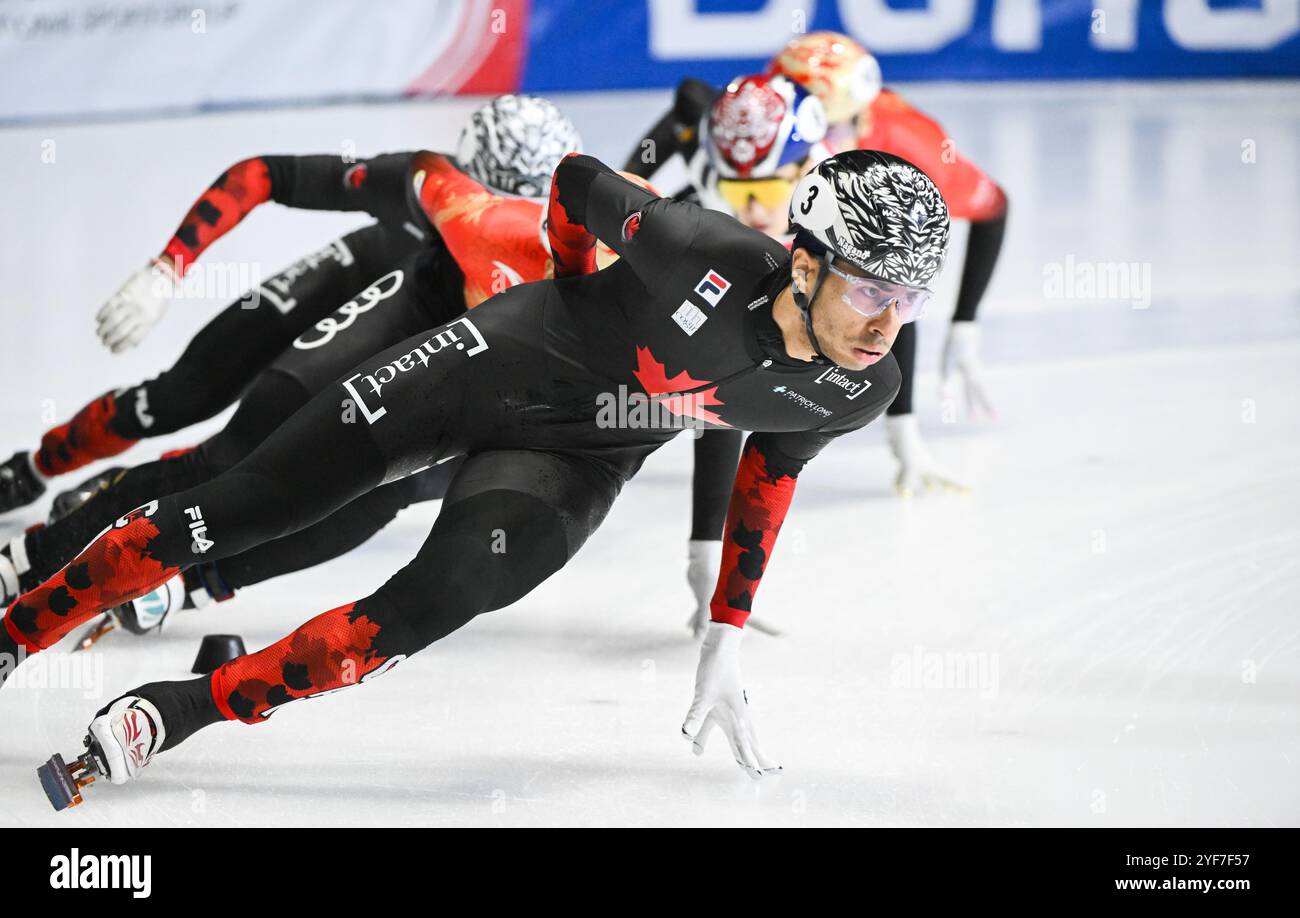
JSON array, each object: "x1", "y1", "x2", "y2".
[
  {"x1": 681, "y1": 621, "x2": 782, "y2": 778},
  {"x1": 941, "y1": 320, "x2": 996, "y2": 420},
  {"x1": 885, "y1": 413, "x2": 968, "y2": 498},
  {"x1": 95, "y1": 259, "x2": 178, "y2": 353},
  {"x1": 685, "y1": 539, "x2": 721, "y2": 639}
]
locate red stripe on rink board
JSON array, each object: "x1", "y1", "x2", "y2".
[{"x1": 405, "y1": 0, "x2": 529, "y2": 96}]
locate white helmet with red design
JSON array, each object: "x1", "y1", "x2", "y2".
[
  {"x1": 769, "y1": 31, "x2": 882, "y2": 126},
  {"x1": 703, "y1": 74, "x2": 827, "y2": 180}
]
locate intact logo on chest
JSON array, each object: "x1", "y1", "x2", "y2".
[{"x1": 815, "y1": 365, "x2": 872, "y2": 400}]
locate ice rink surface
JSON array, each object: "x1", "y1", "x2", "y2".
[{"x1": 1, "y1": 82, "x2": 1297, "y2": 827}]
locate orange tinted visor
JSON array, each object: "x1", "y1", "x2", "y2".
[{"x1": 715, "y1": 176, "x2": 796, "y2": 213}]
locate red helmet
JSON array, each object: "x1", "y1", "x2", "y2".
[{"x1": 703, "y1": 74, "x2": 827, "y2": 179}]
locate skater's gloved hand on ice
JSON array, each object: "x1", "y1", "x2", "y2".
[
  {"x1": 681, "y1": 621, "x2": 781, "y2": 779},
  {"x1": 95, "y1": 258, "x2": 178, "y2": 353},
  {"x1": 885, "y1": 413, "x2": 968, "y2": 498},
  {"x1": 940, "y1": 320, "x2": 996, "y2": 420}
]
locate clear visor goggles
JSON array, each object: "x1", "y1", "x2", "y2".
[{"x1": 825, "y1": 260, "x2": 932, "y2": 324}]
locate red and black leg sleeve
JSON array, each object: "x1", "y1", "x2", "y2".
[
  {"x1": 210, "y1": 600, "x2": 397, "y2": 723},
  {"x1": 3, "y1": 503, "x2": 177, "y2": 652},
  {"x1": 35, "y1": 391, "x2": 138, "y2": 477}
]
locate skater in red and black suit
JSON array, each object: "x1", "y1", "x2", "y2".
[
  {"x1": 0, "y1": 152, "x2": 422, "y2": 514},
  {"x1": 0, "y1": 96, "x2": 582, "y2": 619},
  {"x1": 5, "y1": 147, "x2": 950, "y2": 796}
]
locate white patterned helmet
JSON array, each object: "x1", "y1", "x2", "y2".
[
  {"x1": 789, "y1": 149, "x2": 950, "y2": 289},
  {"x1": 456, "y1": 94, "x2": 582, "y2": 198}
]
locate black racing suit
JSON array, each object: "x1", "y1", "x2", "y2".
[
  {"x1": 19, "y1": 153, "x2": 466, "y2": 596},
  {"x1": 3, "y1": 155, "x2": 898, "y2": 753}
]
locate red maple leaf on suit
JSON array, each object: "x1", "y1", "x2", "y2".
[{"x1": 632, "y1": 346, "x2": 730, "y2": 428}]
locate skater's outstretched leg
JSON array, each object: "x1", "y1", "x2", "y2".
[
  {"x1": 2, "y1": 294, "x2": 545, "y2": 666},
  {"x1": 207, "y1": 458, "x2": 461, "y2": 596},
  {"x1": 85, "y1": 449, "x2": 624, "y2": 775},
  {"x1": 2, "y1": 390, "x2": 389, "y2": 657},
  {"x1": 11, "y1": 370, "x2": 314, "y2": 591}
]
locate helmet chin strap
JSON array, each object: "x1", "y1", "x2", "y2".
[{"x1": 791, "y1": 251, "x2": 834, "y2": 365}]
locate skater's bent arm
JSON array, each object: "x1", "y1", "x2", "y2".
[
  {"x1": 159, "y1": 157, "x2": 273, "y2": 274},
  {"x1": 160, "y1": 153, "x2": 415, "y2": 274},
  {"x1": 547, "y1": 153, "x2": 698, "y2": 282},
  {"x1": 621, "y1": 78, "x2": 716, "y2": 178},
  {"x1": 710, "y1": 388, "x2": 894, "y2": 627}
]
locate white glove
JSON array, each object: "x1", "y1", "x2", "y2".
[
  {"x1": 685, "y1": 539, "x2": 721, "y2": 639},
  {"x1": 681, "y1": 621, "x2": 782, "y2": 778},
  {"x1": 885, "y1": 413, "x2": 968, "y2": 498},
  {"x1": 941, "y1": 320, "x2": 996, "y2": 420},
  {"x1": 95, "y1": 259, "x2": 177, "y2": 353}
]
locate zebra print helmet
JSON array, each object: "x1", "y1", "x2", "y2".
[
  {"x1": 789, "y1": 149, "x2": 950, "y2": 289},
  {"x1": 456, "y1": 94, "x2": 582, "y2": 198}
]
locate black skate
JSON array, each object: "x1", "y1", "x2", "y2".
[
  {"x1": 72, "y1": 572, "x2": 189, "y2": 651},
  {"x1": 0, "y1": 451, "x2": 45, "y2": 515},
  {"x1": 0, "y1": 538, "x2": 38, "y2": 607},
  {"x1": 48, "y1": 466, "x2": 126, "y2": 523}
]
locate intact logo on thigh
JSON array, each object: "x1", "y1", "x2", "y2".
[{"x1": 341, "y1": 316, "x2": 490, "y2": 425}]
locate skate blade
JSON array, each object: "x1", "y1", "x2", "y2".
[
  {"x1": 73, "y1": 614, "x2": 118, "y2": 652},
  {"x1": 37, "y1": 752, "x2": 96, "y2": 811}
]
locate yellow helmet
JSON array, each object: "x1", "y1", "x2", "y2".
[{"x1": 769, "y1": 31, "x2": 882, "y2": 125}]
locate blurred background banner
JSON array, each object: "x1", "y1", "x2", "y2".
[
  {"x1": 0, "y1": 0, "x2": 1295, "y2": 122},
  {"x1": 523, "y1": 0, "x2": 1300, "y2": 90},
  {"x1": 0, "y1": 0, "x2": 526, "y2": 123}
]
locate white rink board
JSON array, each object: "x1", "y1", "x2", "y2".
[{"x1": 0, "y1": 83, "x2": 1298, "y2": 827}]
